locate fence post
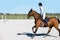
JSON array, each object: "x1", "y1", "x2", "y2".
[
  {"x1": 4, "y1": 14, "x2": 7, "y2": 22},
  {"x1": 2, "y1": 14, "x2": 4, "y2": 20}
]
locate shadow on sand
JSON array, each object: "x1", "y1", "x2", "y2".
[{"x1": 17, "y1": 32, "x2": 58, "y2": 38}]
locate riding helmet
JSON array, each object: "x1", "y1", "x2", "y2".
[{"x1": 38, "y1": 3, "x2": 42, "y2": 6}]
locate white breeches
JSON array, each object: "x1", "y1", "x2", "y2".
[{"x1": 42, "y1": 12, "x2": 46, "y2": 19}]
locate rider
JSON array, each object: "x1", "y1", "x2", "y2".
[{"x1": 38, "y1": 2, "x2": 48, "y2": 23}]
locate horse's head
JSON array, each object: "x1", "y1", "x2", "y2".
[
  {"x1": 27, "y1": 9, "x2": 42, "y2": 19},
  {"x1": 27, "y1": 9, "x2": 33, "y2": 19}
]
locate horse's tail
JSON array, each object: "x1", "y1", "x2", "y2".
[{"x1": 57, "y1": 19, "x2": 60, "y2": 23}]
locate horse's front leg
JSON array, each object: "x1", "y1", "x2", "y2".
[
  {"x1": 32, "y1": 25, "x2": 36, "y2": 38},
  {"x1": 32, "y1": 25, "x2": 38, "y2": 35},
  {"x1": 32, "y1": 25, "x2": 38, "y2": 38},
  {"x1": 34, "y1": 27, "x2": 38, "y2": 34},
  {"x1": 32, "y1": 25, "x2": 36, "y2": 33}
]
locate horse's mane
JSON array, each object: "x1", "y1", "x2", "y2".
[{"x1": 32, "y1": 9, "x2": 42, "y2": 17}]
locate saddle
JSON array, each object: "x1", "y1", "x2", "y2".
[
  {"x1": 43, "y1": 17, "x2": 50, "y2": 26},
  {"x1": 43, "y1": 17, "x2": 50, "y2": 24},
  {"x1": 43, "y1": 17, "x2": 50, "y2": 23}
]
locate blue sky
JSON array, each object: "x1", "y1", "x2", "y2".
[{"x1": 0, "y1": 0, "x2": 60, "y2": 14}]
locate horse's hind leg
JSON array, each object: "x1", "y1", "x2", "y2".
[
  {"x1": 54, "y1": 25, "x2": 60, "y2": 36},
  {"x1": 43, "y1": 26, "x2": 53, "y2": 38},
  {"x1": 47, "y1": 26, "x2": 52, "y2": 34}
]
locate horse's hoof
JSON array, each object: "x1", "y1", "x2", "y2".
[
  {"x1": 31, "y1": 35, "x2": 34, "y2": 39},
  {"x1": 31, "y1": 34, "x2": 35, "y2": 39},
  {"x1": 43, "y1": 34, "x2": 47, "y2": 38},
  {"x1": 31, "y1": 36, "x2": 34, "y2": 39}
]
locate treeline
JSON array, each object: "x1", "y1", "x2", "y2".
[
  {"x1": 0, "y1": 13, "x2": 60, "y2": 15},
  {"x1": 0, "y1": 13, "x2": 60, "y2": 19}
]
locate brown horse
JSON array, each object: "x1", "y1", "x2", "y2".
[{"x1": 27, "y1": 9, "x2": 60, "y2": 37}]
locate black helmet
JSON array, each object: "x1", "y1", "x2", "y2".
[{"x1": 38, "y1": 3, "x2": 42, "y2": 6}]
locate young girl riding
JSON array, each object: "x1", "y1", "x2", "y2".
[{"x1": 38, "y1": 2, "x2": 48, "y2": 23}]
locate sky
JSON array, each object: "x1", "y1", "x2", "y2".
[{"x1": 0, "y1": 0, "x2": 60, "y2": 14}]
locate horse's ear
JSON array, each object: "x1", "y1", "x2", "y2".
[
  {"x1": 29, "y1": 9, "x2": 32, "y2": 13},
  {"x1": 30, "y1": 9, "x2": 32, "y2": 12}
]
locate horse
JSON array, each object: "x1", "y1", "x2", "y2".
[{"x1": 27, "y1": 9, "x2": 60, "y2": 37}]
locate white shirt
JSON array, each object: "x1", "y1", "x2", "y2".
[{"x1": 39, "y1": 6, "x2": 46, "y2": 19}]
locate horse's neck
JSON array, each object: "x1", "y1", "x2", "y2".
[
  {"x1": 32, "y1": 11, "x2": 43, "y2": 21},
  {"x1": 33, "y1": 13, "x2": 40, "y2": 21}
]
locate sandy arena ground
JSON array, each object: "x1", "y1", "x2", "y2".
[{"x1": 0, "y1": 19, "x2": 60, "y2": 40}]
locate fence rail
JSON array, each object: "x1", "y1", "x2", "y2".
[{"x1": 0, "y1": 14, "x2": 60, "y2": 19}]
